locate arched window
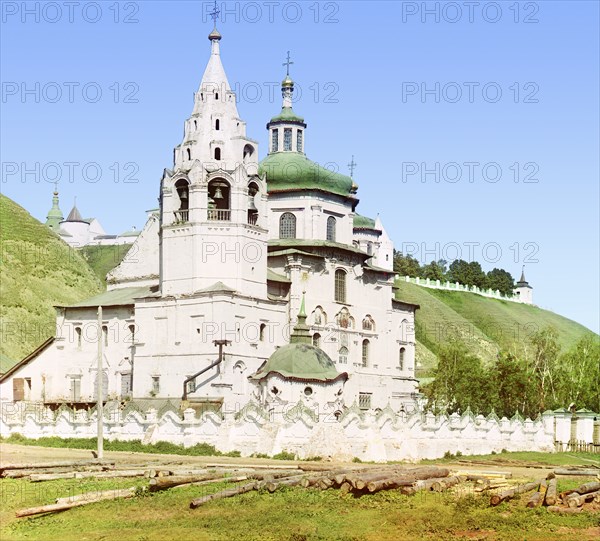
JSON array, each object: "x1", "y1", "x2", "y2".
[
  {"x1": 194, "y1": 120, "x2": 197, "y2": 130},
  {"x1": 362, "y1": 339, "x2": 369, "y2": 367},
  {"x1": 399, "y1": 347, "x2": 406, "y2": 370},
  {"x1": 367, "y1": 242, "x2": 373, "y2": 255},
  {"x1": 271, "y1": 129, "x2": 279, "y2": 152},
  {"x1": 334, "y1": 269, "x2": 346, "y2": 303},
  {"x1": 336, "y1": 307, "x2": 353, "y2": 329},
  {"x1": 279, "y1": 212, "x2": 296, "y2": 239},
  {"x1": 186, "y1": 148, "x2": 191, "y2": 160},
  {"x1": 175, "y1": 179, "x2": 189, "y2": 211},
  {"x1": 352, "y1": 240, "x2": 359, "y2": 248},
  {"x1": 312, "y1": 333, "x2": 321, "y2": 348},
  {"x1": 214, "y1": 147, "x2": 221, "y2": 160},
  {"x1": 102, "y1": 325, "x2": 108, "y2": 347},
  {"x1": 259, "y1": 323, "x2": 266, "y2": 341},
  {"x1": 233, "y1": 361, "x2": 246, "y2": 395},
  {"x1": 128, "y1": 324, "x2": 136, "y2": 344},
  {"x1": 311, "y1": 306, "x2": 327, "y2": 326},
  {"x1": 243, "y1": 144, "x2": 255, "y2": 161},
  {"x1": 75, "y1": 326, "x2": 82, "y2": 349},
  {"x1": 362, "y1": 315, "x2": 375, "y2": 331},
  {"x1": 326, "y1": 216, "x2": 336, "y2": 242},
  {"x1": 297, "y1": 129, "x2": 303, "y2": 152},
  {"x1": 215, "y1": 92, "x2": 219, "y2": 100},
  {"x1": 215, "y1": 119, "x2": 220, "y2": 130},
  {"x1": 338, "y1": 346, "x2": 348, "y2": 364}
]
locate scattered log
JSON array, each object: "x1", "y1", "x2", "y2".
[
  {"x1": 190, "y1": 481, "x2": 258, "y2": 509},
  {"x1": 264, "y1": 475, "x2": 306, "y2": 493},
  {"x1": 30, "y1": 469, "x2": 151, "y2": 482},
  {"x1": 565, "y1": 490, "x2": 600, "y2": 508},
  {"x1": 55, "y1": 487, "x2": 137, "y2": 505},
  {"x1": 554, "y1": 469, "x2": 600, "y2": 477},
  {"x1": 490, "y1": 481, "x2": 541, "y2": 506},
  {"x1": 339, "y1": 481, "x2": 352, "y2": 495},
  {"x1": 205, "y1": 463, "x2": 299, "y2": 470},
  {"x1": 573, "y1": 481, "x2": 600, "y2": 495},
  {"x1": 1, "y1": 460, "x2": 114, "y2": 475},
  {"x1": 456, "y1": 470, "x2": 511, "y2": 479},
  {"x1": 16, "y1": 488, "x2": 136, "y2": 518},
  {"x1": 430, "y1": 475, "x2": 464, "y2": 492},
  {"x1": 171, "y1": 475, "x2": 249, "y2": 490},
  {"x1": 526, "y1": 491, "x2": 544, "y2": 508},
  {"x1": 545, "y1": 478, "x2": 558, "y2": 506},
  {"x1": 150, "y1": 473, "x2": 230, "y2": 492},
  {"x1": 547, "y1": 505, "x2": 583, "y2": 515}
]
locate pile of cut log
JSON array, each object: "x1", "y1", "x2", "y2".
[
  {"x1": 6, "y1": 459, "x2": 599, "y2": 518},
  {"x1": 489, "y1": 473, "x2": 600, "y2": 514}
]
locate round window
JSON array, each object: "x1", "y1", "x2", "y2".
[{"x1": 304, "y1": 386, "x2": 313, "y2": 397}]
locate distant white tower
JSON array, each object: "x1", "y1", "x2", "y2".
[{"x1": 515, "y1": 266, "x2": 533, "y2": 304}]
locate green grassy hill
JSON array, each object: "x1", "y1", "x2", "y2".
[
  {"x1": 0, "y1": 195, "x2": 102, "y2": 364},
  {"x1": 79, "y1": 244, "x2": 133, "y2": 286},
  {"x1": 395, "y1": 280, "x2": 595, "y2": 375}
]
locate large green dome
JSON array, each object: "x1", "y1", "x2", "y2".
[
  {"x1": 259, "y1": 152, "x2": 355, "y2": 198},
  {"x1": 250, "y1": 343, "x2": 347, "y2": 383}
]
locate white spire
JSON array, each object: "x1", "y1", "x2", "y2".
[{"x1": 200, "y1": 29, "x2": 230, "y2": 93}]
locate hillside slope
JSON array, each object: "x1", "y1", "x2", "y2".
[
  {"x1": 0, "y1": 195, "x2": 102, "y2": 363},
  {"x1": 79, "y1": 244, "x2": 133, "y2": 285},
  {"x1": 395, "y1": 280, "x2": 595, "y2": 375}
]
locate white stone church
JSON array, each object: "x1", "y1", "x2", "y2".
[{"x1": 0, "y1": 26, "x2": 419, "y2": 418}]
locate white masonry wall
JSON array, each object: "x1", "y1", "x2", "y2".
[{"x1": 1, "y1": 401, "x2": 587, "y2": 462}]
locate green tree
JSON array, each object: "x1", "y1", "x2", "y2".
[
  {"x1": 556, "y1": 334, "x2": 600, "y2": 412},
  {"x1": 421, "y1": 260, "x2": 447, "y2": 281},
  {"x1": 393, "y1": 250, "x2": 421, "y2": 277},
  {"x1": 447, "y1": 260, "x2": 486, "y2": 288},
  {"x1": 529, "y1": 327, "x2": 561, "y2": 411},
  {"x1": 423, "y1": 339, "x2": 490, "y2": 414},
  {"x1": 486, "y1": 268, "x2": 515, "y2": 297},
  {"x1": 489, "y1": 351, "x2": 537, "y2": 418}
]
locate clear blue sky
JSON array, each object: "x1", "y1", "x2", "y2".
[{"x1": 1, "y1": 1, "x2": 599, "y2": 333}]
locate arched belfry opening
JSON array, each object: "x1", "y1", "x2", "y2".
[
  {"x1": 247, "y1": 181, "x2": 259, "y2": 225},
  {"x1": 207, "y1": 178, "x2": 230, "y2": 221},
  {"x1": 243, "y1": 144, "x2": 255, "y2": 163},
  {"x1": 175, "y1": 179, "x2": 189, "y2": 222}
]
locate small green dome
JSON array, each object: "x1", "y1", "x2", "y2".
[
  {"x1": 251, "y1": 343, "x2": 346, "y2": 383},
  {"x1": 259, "y1": 152, "x2": 355, "y2": 197},
  {"x1": 269, "y1": 106, "x2": 305, "y2": 124}
]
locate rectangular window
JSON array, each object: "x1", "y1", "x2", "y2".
[
  {"x1": 335, "y1": 270, "x2": 346, "y2": 303},
  {"x1": 13, "y1": 378, "x2": 24, "y2": 401},
  {"x1": 152, "y1": 376, "x2": 160, "y2": 395},
  {"x1": 120, "y1": 374, "x2": 131, "y2": 398},
  {"x1": 358, "y1": 393, "x2": 372, "y2": 410},
  {"x1": 284, "y1": 128, "x2": 292, "y2": 151},
  {"x1": 297, "y1": 129, "x2": 303, "y2": 152},
  {"x1": 70, "y1": 377, "x2": 81, "y2": 402},
  {"x1": 271, "y1": 129, "x2": 279, "y2": 152}
]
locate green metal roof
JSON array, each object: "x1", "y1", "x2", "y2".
[
  {"x1": 0, "y1": 353, "x2": 16, "y2": 375},
  {"x1": 250, "y1": 343, "x2": 347, "y2": 383},
  {"x1": 267, "y1": 268, "x2": 291, "y2": 284},
  {"x1": 197, "y1": 281, "x2": 236, "y2": 293},
  {"x1": 65, "y1": 286, "x2": 152, "y2": 308},
  {"x1": 353, "y1": 214, "x2": 377, "y2": 229},
  {"x1": 268, "y1": 238, "x2": 367, "y2": 257},
  {"x1": 269, "y1": 106, "x2": 305, "y2": 124},
  {"x1": 120, "y1": 229, "x2": 141, "y2": 238},
  {"x1": 259, "y1": 152, "x2": 355, "y2": 197}
]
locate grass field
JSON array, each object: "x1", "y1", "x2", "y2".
[
  {"x1": 0, "y1": 467, "x2": 598, "y2": 541},
  {"x1": 79, "y1": 244, "x2": 133, "y2": 285},
  {"x1": 0, "y1": 195, "x2": 101, "y2": 363},
  {"x1": 395, "y1": 280, "x2": 595, "y2": 374}
]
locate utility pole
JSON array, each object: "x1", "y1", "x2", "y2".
[{"x1": 96, "y1": 306, "x2": 104, "y2": 459}]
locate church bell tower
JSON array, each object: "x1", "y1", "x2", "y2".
[{"x1": 159, "y1": 20, "x2": 268, "y2": 298}]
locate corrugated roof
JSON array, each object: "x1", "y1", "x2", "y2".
[{"x1": 65, "y1": 286, "x2": 152, "y2": 308}]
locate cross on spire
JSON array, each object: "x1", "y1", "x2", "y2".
[
  {"x1": 283, "y1": 51, "x2": 294, "y2": 76},
  {"x1": 348, "y1": 155, "x2": 357, "y2": 178},
  {"x1": 209, "y1": 0, "x2": 220, "y2": 27}
]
